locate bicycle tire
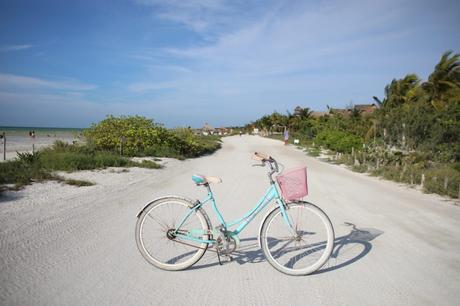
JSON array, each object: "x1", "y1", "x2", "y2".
[
  {"x1": 135, "y1": 196, "x2": 211, "y2": 271},
  {"x1": 259, "y1": 201, "x2": 334, "y2": 276}
]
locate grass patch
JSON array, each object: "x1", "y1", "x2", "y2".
[
  {"x1": 0, "y1": 155, "x2": 54, "y2": 189},
  {"x1": 133, "y1": 160, "x2": 161, "y2": 169},
  {"x1": 351, "y1": 164, "x2": 368, "y2": 173},
  {"x1": 0, "y1": 142, "x2": 162, "y2": 191},
  {"x1": 109, "y1": 168, "x2": 130, "y2": 173},
  {"x1": 287, "y1": 137, "x2": 460, "y2": 199},
  {"x1": 424, "y1": 165, "x2": 460, "y2": 198},
  {"x1": 62, "y1": 179, "x2": 95, "y2": 187},
  {"x1": 306, "y1": 147, "x2": 321, "y2": 157}
]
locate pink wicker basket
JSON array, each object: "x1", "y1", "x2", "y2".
[{"x1": 276, "y1": 166, "x2": 308, "y2": 201}]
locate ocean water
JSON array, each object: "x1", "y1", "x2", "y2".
[{"x1": 0, "y1": 126, "x2": 83, "y2": 137}]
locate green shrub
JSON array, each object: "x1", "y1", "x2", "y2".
[
  {"x1": 83, "y1": 115, "x2": 172, "y2": 155},
  {"x1": 314, "y1": 130, "x2": 363, "y2": 153},
  {"x1": 83, "y1": 116, "x2": 221, "y2": 158}
]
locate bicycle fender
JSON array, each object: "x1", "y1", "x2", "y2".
[{"x1": 136, "y1": 195, "x2": 194, "y2": 218}]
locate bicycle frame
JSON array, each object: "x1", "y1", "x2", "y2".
[{"x1": 174, "y1": 182, "x2": 294, "y2": 244}]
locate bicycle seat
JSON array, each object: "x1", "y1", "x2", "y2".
[{"x1": 192, "y1": 174, "x2": 222, "y2": 185}]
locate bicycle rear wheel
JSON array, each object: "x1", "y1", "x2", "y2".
[
  {"x1": 260, "y1": 201, "x2": 334, "y2": 275},
  {"x1": 135, "y1": 196, "x2": 210, "y2": 271}
]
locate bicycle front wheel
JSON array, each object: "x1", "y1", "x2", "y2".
[
  {"x1": 135, "y1": 196, "x2": 210, "y2": 271},
  {"x1": 260, "y1": 201, "x2": 334, "y2": 276}
]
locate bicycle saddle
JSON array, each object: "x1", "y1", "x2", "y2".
[{"x1": 192, "y1": 174, "x2": 222, "y2": 185}]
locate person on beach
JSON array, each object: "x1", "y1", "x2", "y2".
[
  {"x1": 284, "y1": 128, "x2": 289, "y2": 145},
  {"x1": 32, "y1": 130, "x2": 36, "y2": 138}
]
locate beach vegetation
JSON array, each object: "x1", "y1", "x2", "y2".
[
  {"x1": 57, "y1": 177, "x2": 95, "y2": 187},
  {"x1": 0, "y1": 141, "x2": 161, "y2": 192},
  {"x1": 1, "y1": 114, "x2": 222, "y2": 193},
  {"x1": 83, "y1": 115, "x2": 221, "y2": 158}
]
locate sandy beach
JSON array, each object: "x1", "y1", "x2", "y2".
[
  {"x1": 0, "y1": 130, "x2": 82, "y2": 161},
  {"x1": 1, "y1": 135, "x2": 459, "y2": 305}
]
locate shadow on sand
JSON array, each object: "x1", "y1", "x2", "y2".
[
  {"x1": 0, "y1": 190, "x2": 23, "y2": 203},
  {"x1": 189, "y1": 222, "x2": 383, "y2": 274}
]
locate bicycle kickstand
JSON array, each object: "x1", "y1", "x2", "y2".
[
  {"x1": 216, "y1": 248, "x2": 223, "y2": 265},
  {"x1": 216, "y1": 249, "x2": 233, "y2": 266}
]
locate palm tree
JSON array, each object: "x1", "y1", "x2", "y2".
[
  {"x1": 383, "y1": 74, "x2": 420, "y2": 108},
  {"x1": 258, "y1": 115, "x2": 272, "y2": 130},
  {"x1": 298, "y1": 107, "x2": 312, "y2": 120},
  {"x1": 422, "y1": 51, "x2": 460, "y2": 111},
  {"x1": 269, "y1": 112, "x2": 288, "y2": 127}
]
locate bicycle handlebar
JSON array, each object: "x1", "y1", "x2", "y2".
[
  {"x1": 253, "y1": 152, "x2": 279, "y2": 183},
  {"x1": 253, "y1": 152, "x2": 270, "y2": 161}
]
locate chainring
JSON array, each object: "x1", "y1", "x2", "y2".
[{"x1": 216, "y1": 231, "x2": 239, "y2": 255}]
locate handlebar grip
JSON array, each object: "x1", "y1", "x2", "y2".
[{"x1": 253, "y1": 152, "x2": 270, "y2": 161}]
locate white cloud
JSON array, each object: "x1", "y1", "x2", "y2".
[
  {"x1": 134, "y1": 0, "x2": 253, "y2": 35},
  {"x1": 133, "y1": 0, "x2": 412, "y2": 98},
  {"x1": 124, "y1": 0, "x2": 431, "y2": 124},
  {"x1": 0, "y1": 44, "x2": 32, "y2": 52},
  {"x1": 167, "y1": 0, "x2": 408, "y2": 74},
  {"x1": 0, "y1": 73, "x2": 97, "y2": 91}
]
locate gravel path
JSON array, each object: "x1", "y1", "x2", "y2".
[{"x1": 1, "y1": 135, "x2": 459, "y2": 306}]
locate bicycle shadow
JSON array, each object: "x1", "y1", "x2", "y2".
[
  {"x1": 190, "y1": 222, "x2": 383, "y2": 273},
  {"x1": 313, "y1": 222, "x2": 383, "y2": 274},
  {"x1": 0, "y1": 191, "x2": 23, "y2": 203}
]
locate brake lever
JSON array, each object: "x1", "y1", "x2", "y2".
[{"x1": 251, "y1": 162, "x2": 265, "y2": 167}]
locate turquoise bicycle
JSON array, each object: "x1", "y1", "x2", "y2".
[{"x1": 135, "y1": 152, "x2": 334, "y2": 275}]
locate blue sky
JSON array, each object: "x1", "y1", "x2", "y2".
[{"x1": 0, "y1": 0, "x2": 459, "y2": 128}]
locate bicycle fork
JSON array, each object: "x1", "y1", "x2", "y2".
[{"x1": 277, "y1": 199, "x2": 298, "y2": 236}]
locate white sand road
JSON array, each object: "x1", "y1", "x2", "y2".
[{"x1": 1, "y1": 135, "x2": 459, "y2": 305}]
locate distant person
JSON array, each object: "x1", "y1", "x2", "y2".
[
  {"x1": 239, "y1": 131, "x2": 242, "y2": 137},
  {"x1": 29, "y1": 131, "x2": 32, "y2": 137},
  {"x1": 284, "y1": 129, "x2": 289, "y2": 145},
  {"x1": 31, "y1": 130, "x2": 36, "y2": 138}
]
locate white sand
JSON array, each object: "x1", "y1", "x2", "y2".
[
  {"x1": 0, "y1": 135, "x2": 81, "y2": 161},
  {"x1": 1, "y1": 135, "x2": 459, "y2": 305}
]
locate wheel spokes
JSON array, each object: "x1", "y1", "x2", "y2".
[
  {"x1": 139, "y1": 201, "x2": 207, "y2": 267},
  {"x1": 264, "y1": 205, "x2": 331, "y2": 272}
]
